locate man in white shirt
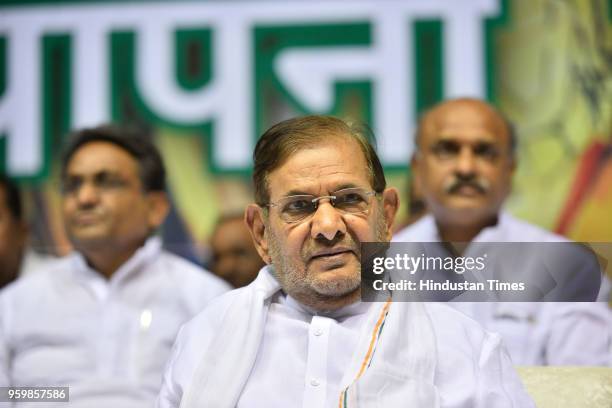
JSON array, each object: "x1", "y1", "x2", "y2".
[
  {"x1": 0, "y1": 173, "x2": 59, "y2": 284},
  {"x1": 394, "y1": 97, "x2": 610, "y2": 366},
  {"x1": 0, "y1": 125, "x2": 230, "y2": 408},
  {"x1": 157, "y1": 115, "x2": 534, "y2": 407},
  {"x1": 0, "y1": 173, "x2": 63, "y2": 286},
  {"x1": 0, "y1": 174, "x2": 28, "y2": 288}
]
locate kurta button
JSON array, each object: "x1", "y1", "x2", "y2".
[
  {"x1": 313, "y1": 329, "x2": 323, "y2": 336},
  {"x1": 310, "y1": 379, "x2": 320, "y2": 387}
]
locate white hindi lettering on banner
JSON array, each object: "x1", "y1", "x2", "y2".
[{"x1": 0, "y1": 0, "x2": 500, "y2": 178}]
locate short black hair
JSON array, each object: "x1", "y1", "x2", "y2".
[
  {"x1": 0, "y1": 173, "x2": 23, "y2": 221},
  {"x1": 61, "y1": 124, "x2": 166, "y2": 192}
]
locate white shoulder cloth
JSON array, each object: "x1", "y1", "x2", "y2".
[{"x1": 180, "y1": 270, "x2": 440, "y2": 408}]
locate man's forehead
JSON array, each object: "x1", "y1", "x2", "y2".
[
  {"x1": 66, "y1": 141, "x2": 138, "y2": 176},
  {"x1": 215, "y1": 222, "x2": 251, "y2": 244},
  {"x1": 421, "y1": 100, "x2": 509, "y2": 143},
  {"x1": 434, "y1": 133, "x2": 499, "y2": 146},
  {"x1": 266, "y1": 138, "x2": 371, "y2": 195},
  {"x1": 216, "y1": 218, "x2": 248, "y2": 237}
]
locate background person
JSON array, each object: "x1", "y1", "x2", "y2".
[
  {"x1": 0, "y1": 173, "x2": 58, "y2": 288},
  {"x1": 394, "y1": 97, "x2": 611, "y2": 366},
  {"x1": 209, "y1": 213, "x2": 265, "y2": 288},
  {"x1": 0, "y1": 174, "x2": 27, "y2": 288},
  {"x1": 0, "y1": 125, "x2": 230, "y2": 407}
]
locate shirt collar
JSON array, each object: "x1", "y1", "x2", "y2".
[
  {"x1": 472, "y1": 211, "x2": 509, "y2": 243},
  {"x1": 421, "y1": 215, "x2": 441, "y2": 241},
  {"x1": 423, "y1": 211, "x2": 509, "y2": 243},
  {"x1": 70, "y1": 236, "x2": 163, "y2": 286}
]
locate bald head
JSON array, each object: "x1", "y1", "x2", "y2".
[
  {"x1": 411, "y1": 98, "x2": 516, "y2": 238},
  {"x1": 416, "y1": 98, "x2": 516, "y2": 157}
]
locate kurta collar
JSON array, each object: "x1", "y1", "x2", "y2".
[
  {"x1": 420, "y1": 211, "x2": 510, "y2": 243},
  {"x1": 70, "y1": 236, "x2": 163, "y2": 287}
]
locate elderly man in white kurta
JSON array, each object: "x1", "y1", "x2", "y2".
[
  {"x1": 393, "y1": 98, "x2": 611, "y2": 366},
  {"x1": 157, "y1": 115, "x2": 534, "y2": 407},
  {"x1": 0, "y1": 126, "x2": 229, "y2": 408}
]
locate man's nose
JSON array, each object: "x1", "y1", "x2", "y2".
[
  {"x1": 76, "y1": 182, "x2": 100, "y2": 207},
  {"x1": 310, "y1": 200, "x2": 347, "y2": 241},
  {"x1": 455, "y1": 148, "x2": 477, "y2": 176}
]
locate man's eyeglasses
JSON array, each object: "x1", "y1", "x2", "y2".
[{"x1": 265, "y1": 187, "x2": 378, "y2": 224}]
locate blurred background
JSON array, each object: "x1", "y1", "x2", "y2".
[{"x1": 0, "y1": 0, "x2": 610, "y2": 266}]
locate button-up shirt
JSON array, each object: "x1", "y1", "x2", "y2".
[
  {"x1": 18, "y1": 248, "x2": 58, "y2": 277},
  {"x1": 238, "y1": 294, "x2": 370, "y2": 407},
  {"x1": 393, "y1": 212, "x2": 612, "y2": 366},
  {"x1": 0, "y1": 237, "x2": 230, "y2": 408}
]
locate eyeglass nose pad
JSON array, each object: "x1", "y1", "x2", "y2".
[{"x1": 311, "y1": 195, "x2": 336, "y2": 210}]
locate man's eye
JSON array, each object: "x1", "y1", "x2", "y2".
[
  {"x1": 474, "y1": 144, "x2": 499, "y2": 159},
  {"x1": 336, "y1": 193, "x2": 364, "y2": 205},
  {"x1": 61, "y1": 179, "x2": 82, "y2": 194},
  {"x1": 100, "y1": 179, "x2": 124, "y2": 188},
  {"x1": 283, "y1": 199, "x2": 312, "y2": 213},
  {"x1": 432, "y1": 141, "x2": 459, "y2": 157},
  {"x1": 94, "y1": 175, "x2": 127, "y2": 190}
]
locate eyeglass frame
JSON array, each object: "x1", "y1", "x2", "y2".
[{"x1": 262, "y1": 187, "x2": 381, "y2": 224}]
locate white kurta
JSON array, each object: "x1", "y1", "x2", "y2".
[
  {"x1": 18, "y1": 248, "x2": 59, "y2": 277},
  {"x1": 157, "y1": 267, "x2": 534, "y2": 408},
  {"x1": 0, "y1": 237, "x2": 230, "y2": 408},
  {"x1": 393, "y1": 212, "x2": 612, "y2": 366}
]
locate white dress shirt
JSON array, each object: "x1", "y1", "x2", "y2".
[
  {"x1": 0, "y1": 237, "x2": 230, "y2": 408},
  {"x1": 18, "y1": 248, "x2": 59, "y2": 277},
  {"x1": 393, "y1": 212, "x2": 612, "y2": 366},
  {"x1": 158, "y1": 267, "x2": 534, "y2": 408}
]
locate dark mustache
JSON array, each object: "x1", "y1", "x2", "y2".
[{"x1": 446, "y1": 178, "x2": 488, "y2": 194}]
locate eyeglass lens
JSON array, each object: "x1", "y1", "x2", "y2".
[{"x1": 277, "y1": 188, "x2": 372, "y2": 222}]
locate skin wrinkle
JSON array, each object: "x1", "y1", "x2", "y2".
[
  {"x1": 266, "y1": 204, "x2": 388, "y2": 308},
  {"x1": 259, "y1": 131, "x2": 379, "y2": 205}
]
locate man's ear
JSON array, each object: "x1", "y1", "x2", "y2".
[
  {"x1": 146, "y1": 191, "x2": 170, "y2": 230},
  {"x1": 245, "y1": 204, "x2": 271, "y2": 264},
  {"x1": 381, "y1": 187, "x2": 400, "y2": 241}
]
